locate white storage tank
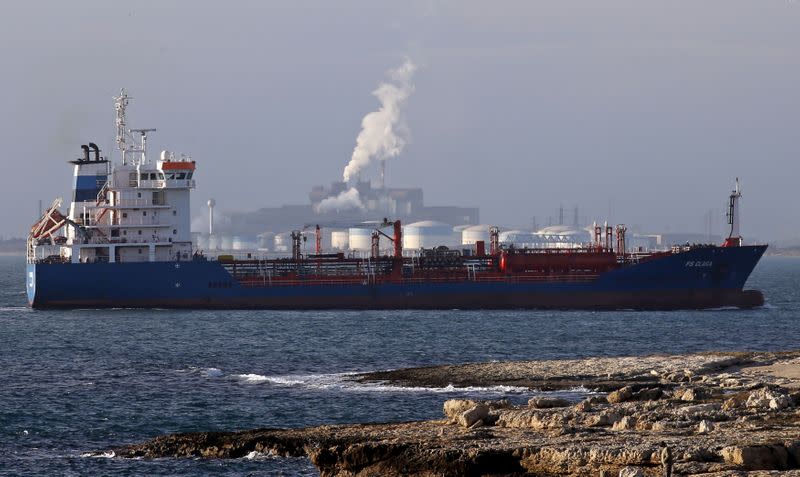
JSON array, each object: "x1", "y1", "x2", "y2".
[
  {"x1": 208, "y1": 234, "x2": 220, "y2": 250},
  {"x1": 220, "y1": 235, "x2": 233, "y2": 250},
  {"x1": 461, "y1": 224, "x2": 491, "y2": 245},
  {"x1": 349, "y1": 221, "x2": 386, "y2": 251},
  {"x1": 232, "y1": 236, "x2": 245, "y2": 250},
  {"x1": 274, "y1": 232, "x2": 290, "y2": 253},
  {"x1": 257, "y1": 232, "x2": 274, "y2": 251},
  {"x1": 195, "y1": 234, "x2": 209, "y2": 250},
  {"x1": 331, "y1": 230, "x2": 349, "y2": 250},
  {"x1": 348, "y1": 227, "x2": 373, "y2": 251},
  {"x1": 403, "y1": 220, "x2": 455, "y2": 249}
]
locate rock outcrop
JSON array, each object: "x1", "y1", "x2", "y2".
[{"x1": 103, "y1": 351, "x2": 800, "y2": 476}]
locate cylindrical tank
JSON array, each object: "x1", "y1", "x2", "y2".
[
  {"x1": 232, "y1": 236, "x2": 245, "y2": 250},
  {"x1": 461, "y1": 224, "x2": 491, "y2": 245},
  {"x1": 348, "y1": 227, "x2": 373, "y2": 251},
  {"x1": 257, "y1": 232, "x2": 274, "y2": 251},
  {"x1": 274, "y1": 232, "x2": 290, "y2": 252},
  {"x1": 403, "y1": 220, "x2": 455, "y2": 249},
  {"x1": 331, "y1": 230, "x2": 349, "y2": 250},
  {"x1": 220, "y1": 235, "x2": 233, "y2": 250},
  {"x1": 195, "y1": 234, "x2": 209, "y2": 250}
]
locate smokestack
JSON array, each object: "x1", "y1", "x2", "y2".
[
  {"x1": 207, "y1": 199, "x2": 216, "y2": 235},
  {"x1": 80, "y1": 145, "x2": 90, "y2": 162},
  {"x1": 89, "y1": 143, "x2": 100, "y2": 161},
  {"x1": 380, "y1": 160, "x2": 386, "y2": 190}
]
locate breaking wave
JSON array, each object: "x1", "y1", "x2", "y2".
[{"x1": 228, "y1": 371, "x2": 588, "y2": 398}]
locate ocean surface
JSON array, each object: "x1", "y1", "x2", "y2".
[{"x1": 1, "y1": 255, "x2": 798, "y2": 476}]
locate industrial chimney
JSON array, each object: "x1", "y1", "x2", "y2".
[{"x1": 207, "y1": 199, "x2": 216, "y2": 236}]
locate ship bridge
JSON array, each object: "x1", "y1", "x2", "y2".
[{"x1": 27, "y1": 89, "x2": 197, "y2": 265}]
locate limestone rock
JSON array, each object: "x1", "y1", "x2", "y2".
[
  {"x1": 697, "y1": 419, "x2": 715, "y2": 434},
  {"x1": 587, "y1": 395, "x2": 609, "y2": 405},
  {"x1": 607, "y1": 386, "x2": 634, "y2": 404},
  {"x1": 618, "y1": 466, "x2": 645, "y2": 477},
  {"x1": 611, "y1": 416, "x2": 637, "y2": 431},
  {"x1": 677, "y1": 403, "x2": 721, "y2": 420},
  {"x1": 632, "y1": 387, "x2": 663, "y2": 401},
  {"x1": 720, "y1": 445, "x2": 789, "y2": 470},
  {"x1": 529, "y1": 397, "x2": 570, "y2": 409},
  {"x1": 574, "y1": 399, "x2": 592, "y2": 413},
  {"x1": 443, "y1": 399, "x2": 477, "y2": 422},
  {"x1": 458, "y1": 404, "x2": 489, "y2": 428},
  {"x1": 722, "y1": 391, "x2": 749, "y2": 411},
  {"x1": 746, "y1": 387, "x2": 792, "y2": 411}
]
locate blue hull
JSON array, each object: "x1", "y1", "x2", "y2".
[{"x1": 27, "y1": 245, "x2": 767, "y2": 310}]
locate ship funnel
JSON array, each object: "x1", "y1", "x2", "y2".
[
  {"x1": 80, "y1": 145, "x2": 90, "y2": 162},
  {"x1": 88, "y1": 143, "x2": 100, "y2": 161}
]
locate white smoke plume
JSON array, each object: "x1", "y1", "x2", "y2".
[
  {"x1": 342, "y1": 58, "x2": 417, "y2": 184},
  {"x1": 314, "y1": 187, "x2": 365, "y2": 213}
]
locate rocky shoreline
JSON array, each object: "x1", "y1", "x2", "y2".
[{"x1": 104, "y1": 351, "x2": 800, "y2": 476}]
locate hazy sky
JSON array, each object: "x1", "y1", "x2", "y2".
[{"x1": 2, "y1": 1, "x2": 798, "y2": 241}]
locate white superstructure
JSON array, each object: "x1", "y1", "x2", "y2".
[{"x1": 27, "y1": 90, "x2": 196, "y2": 264}]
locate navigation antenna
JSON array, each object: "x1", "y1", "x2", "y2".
[
  {"x1": 114, "y1": 89, "x2": 132, "y2": 164},
  {"x1": 113, "y1": 89, "x2": 156, "y2": 165},
  {"x1": 724, "y1": 178, "x2": 742, "y2": 247}
]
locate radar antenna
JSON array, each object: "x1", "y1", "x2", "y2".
[{"x1": 113, "y1": 89, "x2": 156, "y2": 165}]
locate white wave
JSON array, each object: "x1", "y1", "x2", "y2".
[
  {"x1": 80, "y1": 450, "x2": 115, "y2": 458},
  {"x1": 243, "y1": 450, "x2": 275, "y2": 460},
  {"x1": 230, "y1": 371, "x2": 548, "y2": 396},
  {"x1": 203, "y1": 367, "x2": 224, "y2": 378},
  {"x1": 702, "y1": 306, "x2": 745, "y2": 311},
  {"x1": 0, "y1": 306, "x2": 30, "y2": 312},
  {"x1": 233, "y1": 373, "x2": 273, "y2": 384}
]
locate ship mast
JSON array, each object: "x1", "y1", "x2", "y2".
[
  {"x1": 114, "y1": 89, "x2": 156, "y2": 165},
  {"x1": 724, "y1": 178, "x2": 742, "y2": 247}
]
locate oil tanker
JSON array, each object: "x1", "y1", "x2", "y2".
[{"x1": 26, "y1": 91, "x2": 766, "y2": 310}]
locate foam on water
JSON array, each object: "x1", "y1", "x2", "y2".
[
  {"x1": 243, "y1": 450, "x2": 275, "y2": 460},
  {"x1": 203, "y1": 367, "x2": 224, "y2": 378},
  {"x1": 226, "y1": 370, "x2": 587, "y2": 397}
]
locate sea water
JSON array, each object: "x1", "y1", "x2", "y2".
[{"x1": 1, "y1": 255, "x2": 798, "y2": 475}]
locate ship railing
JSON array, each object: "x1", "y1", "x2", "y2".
[
  {"x1": 110, "y1": 216, "x2": 166, "y2": 226},
  {"x1": 137, "y1": 179, "x2": 167, "y2": 189},
  {"x1": 236, "y1": 273, "x2": 600, "y2": 287},
  {"x1": 105, "y1": 198, "x2": 169, "y2": 208}
]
